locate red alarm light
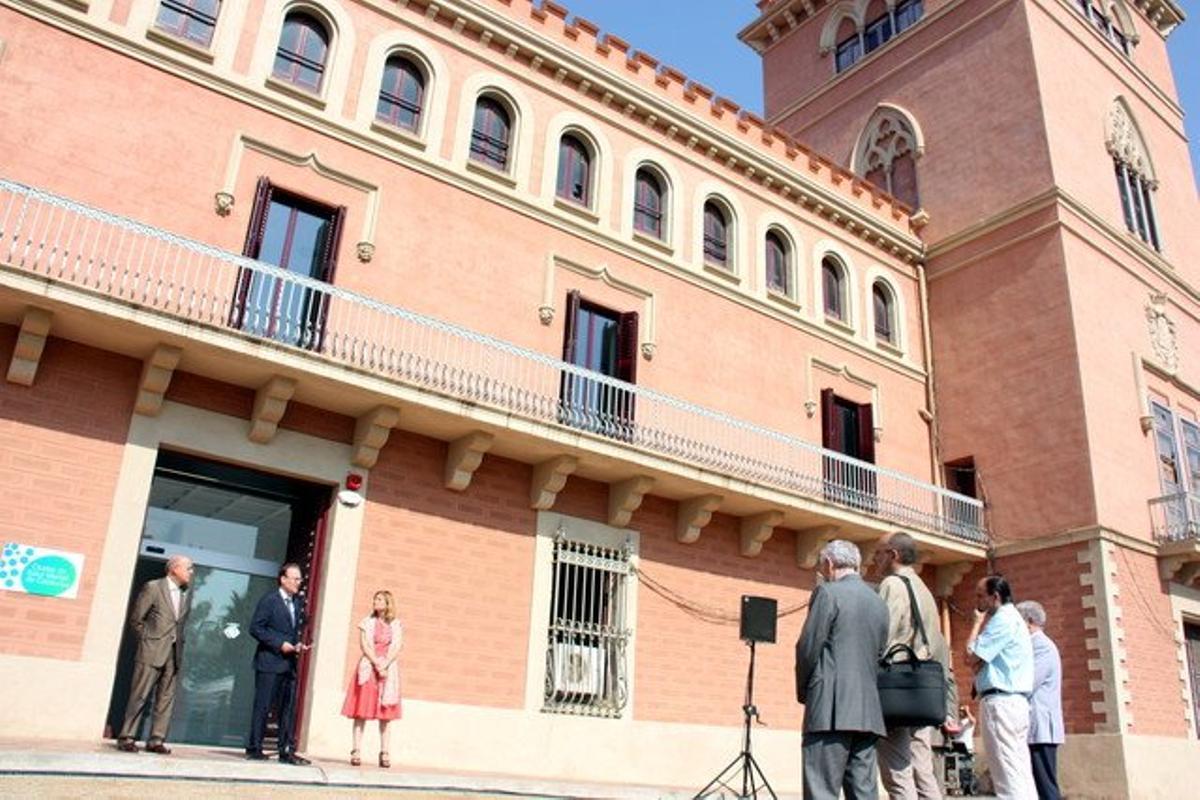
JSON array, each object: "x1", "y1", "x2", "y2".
[{"x1": 345, "y1": 473, "x2": 363, "y2": 491}]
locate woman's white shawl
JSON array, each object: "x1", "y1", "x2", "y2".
[{"x1": 355, "y1": 616, "x2": 402, "y2": 707}]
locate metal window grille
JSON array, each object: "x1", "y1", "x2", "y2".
[{"x1": 543, "y1": 529, "x2": 631, "y2": 718}]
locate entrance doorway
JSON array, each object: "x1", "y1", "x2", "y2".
[{"x1": 105, "y1": 451, "x2": 331, "y2": 747}]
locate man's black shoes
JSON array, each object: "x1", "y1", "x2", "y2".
[
  {"x1": 279, "y1": 753, "x2": 311, "y2": 766},
  {"x1": 245, "y1": 750, "x2": 269, "y2": 761}
]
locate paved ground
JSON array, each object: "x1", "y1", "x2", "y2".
[{"x1": 0, "y1": 739, "x2": 994, "y2": 799}]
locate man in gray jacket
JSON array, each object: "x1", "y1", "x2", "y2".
[
  {"x1": 796, "y1": 539, "x2": 890, "y2": 800},
  {"x1": 1017, "y1": 601, "x2": 1064, "y2": 800}
]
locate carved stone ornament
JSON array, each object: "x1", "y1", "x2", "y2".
[
  {"x1": 640, "y1": 341, "x2": 656, "y2": 361},
  {"x1": 538, "y1": 305, "x2": 555, "y2": 325},
  {"x1": 1145, "y1": 293, "x2": 1178, "y2": 373},
  {"x1": 356, "y1": 241, "x2": 375, "y2": 263},
  {"x1": 214, "y1": 191, "x2": 235, "y2": 217},
  {"x1": 1105, "y1": 102, "x2": 1155, "y2": 182}
]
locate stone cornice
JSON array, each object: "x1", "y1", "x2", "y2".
[
  {"x1": 926, "y1": 187, "x2": 1200, "y2": 312},
  {"x1": 739, "y1": 0, "x2": 830, "y2": 54},
  {"x1": 992, "y1": 525, "x2": 1158, "y2": 558}
]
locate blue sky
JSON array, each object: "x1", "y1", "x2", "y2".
[{"x1": 559, "y1": 0, "x2": 1200, "y2": 190}]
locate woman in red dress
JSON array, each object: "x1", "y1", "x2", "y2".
[{"x1": 341, "y1": 589, "x2": 402, "y2": 767}]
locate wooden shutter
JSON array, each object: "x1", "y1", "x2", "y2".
[
  {"x1": 820, "y1": 388, "x2": 838, "y2": 451},
  {"x1": 318, "y1": 205, "x2": 347, "y2": 284},
  {"x1": 856, "y1": 402, "x2": 876, "y2": 464},
  {"x1": 561, "y1": 290, "x2": 582, "y2": 364},
  {"x1": 242, "y1": 177, "x2": 274, "y2": 258},
  {"x1": 616, "y1": 311, "x2": 639, "y2": 384}
]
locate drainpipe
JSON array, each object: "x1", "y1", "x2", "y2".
[{"x1": 916, "y1": 259, "x2": 943, "y2": 488}]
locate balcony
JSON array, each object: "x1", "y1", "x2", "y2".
[
  {"x1": 0, "y1": 177, "x2": 986, "y2": 566},
  {"x1": 1150, "y1": 491, "x2": 1200, "y2": 583}
]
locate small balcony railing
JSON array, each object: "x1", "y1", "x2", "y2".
[
  {"x1": 0, "y1": 178, "x2": 987, "y2": 544},
  {"x1": 1150, "y1": 491, "x2": 1200, "y2": 543}
]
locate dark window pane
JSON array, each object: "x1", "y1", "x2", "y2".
[
  {"x1": 703, "y1": 203, "x2": 728, "y2": 266},
  {"x1": 273, "y1": 13, "x2": 328, "y2": 93},
  {"x1": 556, "y1": 135, "x2": 591, "y2": 205},
  {"x1": 873, "y1": 283, "x2": 894, "y2": 342},
  {"x1": 766, "y1": 232, "x2": 788, "y2": 294},
  {"x1": 835, "y1": 35, "x2": 861, "y2": 72},
  {"x1": 633, "y1": 170, "x2": 663, "y2": 238},
  {"x1": 377, "y1": 56, "x2": 424, "y2": 132},
  {"x1": 154, "y1": 0, "x2": 220, "y2": 48},
  {"x1": 470, "y1": 97, "x2": 511, "y2": 170},
  {"x1": 823, "y1": 258, "x2": 843, "y2": 319},
  {"x1": 864, "y1": 14, "x2": 893, "y2": 53},
  {"x1": 895, "y1": 0, "x2": 923, "y2": 31}
]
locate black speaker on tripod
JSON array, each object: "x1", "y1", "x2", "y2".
[
  {"x1": 739, "y1": 595, "x2": 777, "y2": 644},
  {"x1": 695, "y1": 595, "x2": 779, "y2": 800}
]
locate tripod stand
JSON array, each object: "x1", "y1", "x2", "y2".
[{"x1": 694, "y1": 640, "x2": 777, "y2": 800}]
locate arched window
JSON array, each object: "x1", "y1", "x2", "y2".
[
  {"x1": 556, "y1": 134, "x2": 592, "y2": 205},
  {"x1": 1107, "y1": 100, "x2": 1160, "y2": 250},
  {"x1": 376, "y1": 55, "x2": 425, "y2": 132},
  {"x1": 765, "y1": 230, "x2": 790, "y2": 296},
  {"x1": 633, "y1": 168, "x2": 664, "y2": 239},
  {"x1": 470, "y1": 96, "x2": 512, "y2": 171},
  {"x1": 703, "y1": 201, "x2": 730, "y2": 267},
  {"x1": 856, "y1": 107, "x2": 921, "y2": 209},
  {"x1": 873, "y1": 281, "x2": 896, "y2": 345},
  {"x1": 272, "y1": 11, "x2": 329, "y2": 93},
  {"x1": 1076, "y1": 0, "x2": 1135, "y2": 55},
  {"x1": 822, "y1": 256, "x2": 846, "y2": 321},
  {"x1": 154, "y1": 0, "x2": 221, "y2": 48},
  {"x1": 828, "y1": 0, "x2": 923, "y2": 73}
]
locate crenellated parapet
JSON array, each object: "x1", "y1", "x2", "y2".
[{"x1": 416, "y1": 0, "x2": 920, "y2": 256}]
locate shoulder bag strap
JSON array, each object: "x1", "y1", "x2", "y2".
[{"x1": 898, "y1": 575, "x2": 931, "y2": 650}]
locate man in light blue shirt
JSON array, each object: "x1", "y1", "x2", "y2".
[
  {"x1": 1017, "y1": 600, "x2": 1064, "y2": 800},
  {"x1": 966, "y1": 575, "x2": 1035, "y2": 799}
]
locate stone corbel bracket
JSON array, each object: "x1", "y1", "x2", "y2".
[
  {"x1": 530, "y1": 455, "x2": 577, "y2": 510},
  {"x1": 134, "y1": 345, "x2": 182, "y2": 416},
  {"x1": 352, "y1": 405, "x2": 401, "y2": 468},
  {"x1": 740, "y1": 510, "x2": 784, "y2": 557},
  {"x1": 6, "y1": 307, "x2": 53, "y2": 386},
  {"x1": 935, "y1": 561, "x2": 975, "y2": 597},
  {"x1": 676, "y1": 494, "x2": 722, "y2": 543},
  {"x1": 796, "y1": 525, "x2": 839, "y2": 569},
  {"x1": 608, "y1": 475, "x2": 654, "y2": 528},
  {"x1": 1160, "y1": 554, "x2": 1200, "y2": 584},
  {"x1": 248, "y1": 376, "x2": 296, "y2": 444},
  {"x1": 444, "y1": 430, "x2": 494, "y2": 491}
]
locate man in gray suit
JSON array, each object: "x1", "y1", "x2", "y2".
[
  {"x1": 1017, "y1": 601, "x2": 1064, "y2": 800},
  {"x1": 116, "y1": 555, "x2": 194, "y2": 754},
  {"x1": 796, "y1": 539, "x2": 890, "y2": 800}
]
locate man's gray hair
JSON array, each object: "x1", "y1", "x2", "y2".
[
  {"x1": 820, "y1": 539, "x2": 862, "y2": 570},
  {"x1": 1017, "y1": 600, "x2": 1047, "y2": 628},
  {"x1": 888, "y1": 532, "x2": 919, "y2": 565},
  {"x1": 165, "y1": 554, "x2": 189, "y2": 573}
]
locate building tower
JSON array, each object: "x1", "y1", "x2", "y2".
[{"x1": 743, "y1": 0, "x2": 1200, "y2": 794}]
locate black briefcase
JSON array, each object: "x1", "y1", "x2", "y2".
[
  {"x1": 876, "y1": 575, "x2": 947, "y2": 728},
  {"x1": 877, "y1": 643, "x2": 946, "y2": 727}
]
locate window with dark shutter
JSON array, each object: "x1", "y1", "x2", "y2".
[
  {"x1": 820, "y1": 390, "x2": 878, "y2": 512},
  {"x1": 233, "y1": 179, "x2": 343, "y2": 351},
  {"x1": 559, "y1": 294, "x2": 637, "y2": 441}
]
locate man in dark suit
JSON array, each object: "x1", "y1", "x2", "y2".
[
  {"x1": 117, "y1": 554, "x2": 194, "y2": 754},
  {"x1": 246, "y1": 562, "x2": 311, "y2": 765},
  {"x1": 796, "y1": 539, "x2": 889, "y2": 800}
]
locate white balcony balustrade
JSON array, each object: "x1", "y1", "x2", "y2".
[
  {"x1": 0, "y1": 178, "x2": 986, "y2": 544},
  {"x1": 1150, "y1": 491, "x2": 1200, "y2": 543}
]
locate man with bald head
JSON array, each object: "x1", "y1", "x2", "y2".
[
  {"x1": 117, "y1": 554, "x2": 194, "y2": 754},
  {"x1": 872, "y1": 531, "x2": 956, "y2": 799}
]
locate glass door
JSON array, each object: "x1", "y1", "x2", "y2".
[{"x1": 107, "y1": 453, "x2": 328, "y2": 748}]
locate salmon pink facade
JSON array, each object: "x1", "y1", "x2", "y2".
[
  {"x1": 0, "y1": 0, "x2": 1191, "y2": 796},
  {"x1": 745, "y1": 0, "x2": 1200, "y2": 796}
]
